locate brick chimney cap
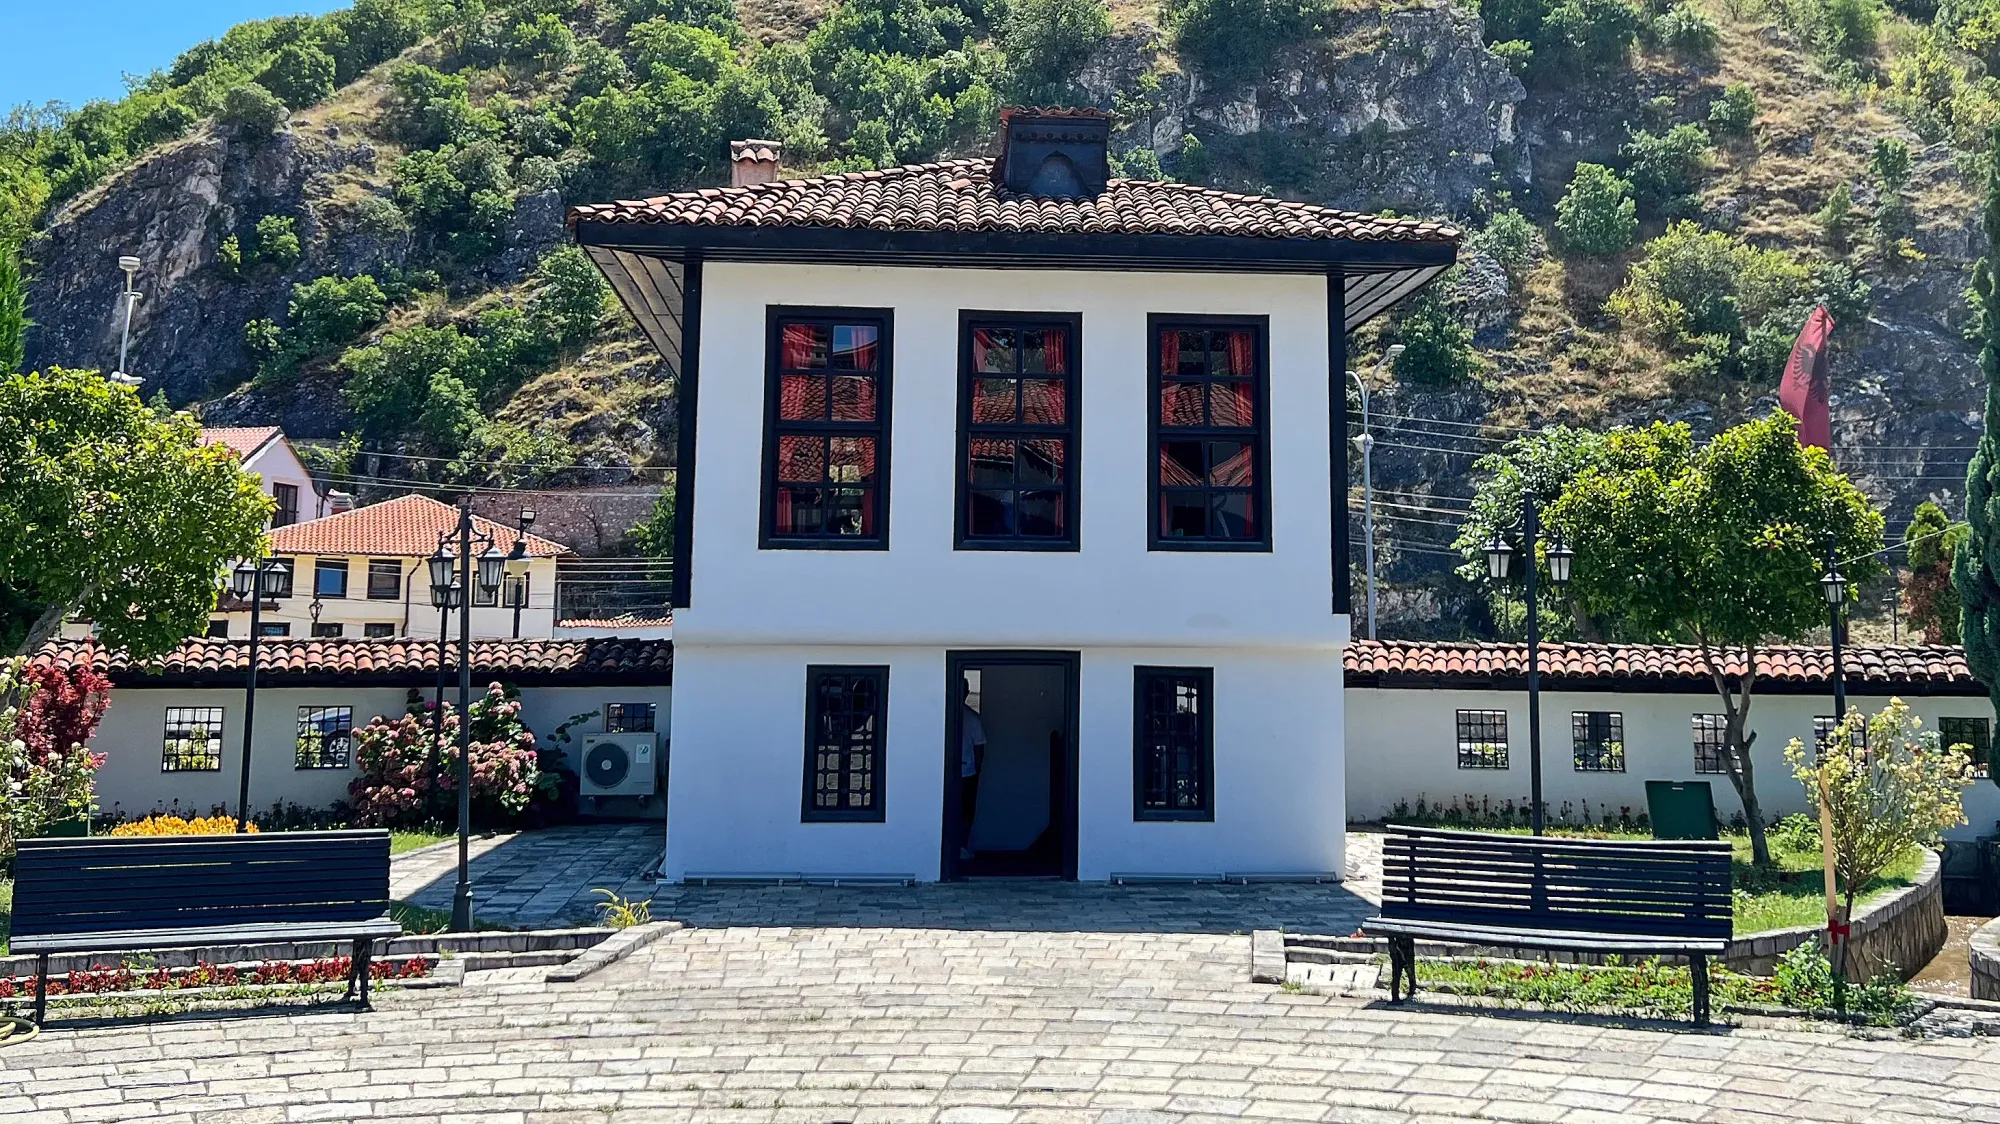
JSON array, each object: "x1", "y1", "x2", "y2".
[{"x1": 730, "y1": 139, "x2": 784, "y2": 163}]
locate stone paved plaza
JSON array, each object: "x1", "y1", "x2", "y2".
[
  {"x1": 392, "y1": 824, "x2": 663, "y2": 929},
  {"x1": 9, "y1": 872, "x2": 2000, "y2": 1123}
]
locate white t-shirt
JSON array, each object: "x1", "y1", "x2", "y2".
[{"x1": 961, "y1": 705, "x2": 986, "y2": 777}]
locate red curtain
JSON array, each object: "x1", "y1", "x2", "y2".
[
  {"x1": 1043, "y1": 328, "x2": 1067, "y2": 375},
  {"x1": 1226, "y1": 331, "x2": 1254, "y2": 380},
  {"x1": 844, "y1": 327, "x2": 879, "y2": 371},
  {"x1": 1159, "y1": 329, "x2": 1179, "y2": 377},
  {"x1": 781, "y1": 323, "x2": 815, "y2": 369}
]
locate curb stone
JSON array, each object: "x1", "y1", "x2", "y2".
[
  {"x1": 547, "y1": 921, "x2": 683, "y2": 982},
  {"x1": 1250, "y1": 930, "x2": 1286, "y2": 984}
]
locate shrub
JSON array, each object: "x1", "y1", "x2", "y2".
[
  {"x1": 1539, "y1": 0, "x2": 1645, "y2": 78},
  {"x1": 1555, "y1": 163, "x2": 1638, "y2": 257},
  {"x1": 1467, "y1": 208, "x2": 1539, "y2": 278},
  {"x1": 254, "y1": 214, "x2": 302, "y2": 268},
  {"x1": 217, "y1": 234, "x2": 244, "y2": 278},
  {"x1": 219, "y1": 82, "x2": 288, "y2": 137},
  {"x1": 348, "y1": 684, "x2": 546, "y2": 829},
  {"x1": 1870, "y1": 136, "x2": 1912, "y2": 192},
  {"x1": 1490, "y1": 39, "x2": 1535, "y2": 75},
  {"x1": 15, "y1": 659, "x2": 111, "y2": 765},
  {"x1": 107, "y1": 814, "x2": 257, "y2": 837},
  {"x1": 1163, "y1": 0, "x2": 1329, "y2": 81},
  {"x1": 507, "y1": 13, "x2": 578, "y2": 72},
  {"x1": 999, "y1": 0, "x2": 1111, "y2": 103},
  {"x1": 1817, "y1": 183, "x2": 1857, "y2": 249},
  {"x1": 1392, "y1": 286, "x2": 1480, "y2": 386},
  {"x1": 1821, "y1": 0, "x2": 1882, "y2": 59},
  {"x1": 1708, "y1": 83, "x2": 1756, "y2": 140},
  {"x1": 1654, "y1": 2, "x2": 1719, "y2": 56},
  {"x1": 530, "y1": 246, "x2": 611, "y2": 347},
  {"x1": 0, "y1": 658, "x2": 102, "y2": 861},
  {"x1": 289, "y1": 274, "x2": 387, "y2": 354},
  {"x1": 261, "y1": 40, "x2": 337, "y2": 109},
  {"x1": 1621, "y1": 123, "x2": 1710, "y2": 215},
  {"x1": 341, "y1": 324, "x2": 487, "y2": 438}
]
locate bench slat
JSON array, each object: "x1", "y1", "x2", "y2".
[{"x1": 10, "y1": 919, "x2": 404, "y2": 956}]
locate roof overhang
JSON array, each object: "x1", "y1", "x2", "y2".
[{"x1": 573, "y1": 221, "x2": 1455, "y2": 335}]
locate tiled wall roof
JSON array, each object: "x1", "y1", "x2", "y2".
[
  {"x1": 268, "y1": 494, "x2": 572, "y2": 558},
  {"x1": 1345, "y1": 640, "x2": 1977, "y2": 692},
  {"x1": 32, "y1": 637, "x2": 673, "y2": 687},
  {"x1": 569, "y1": 159, "x2": 1461, "y2": 244},
  {"x1": 199, "y1": 426, "x2": 283, "y2": 459}
]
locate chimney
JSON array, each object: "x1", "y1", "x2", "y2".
[
  {"x1": 324, "y1": 489, "x2": 355, "y2": 514},
  {"x1": 730, "y1": 139, "x2": 783, "y2": 187},
  {"x1": 995, "y1": 108, "x2": 1111, "y2": 199}
]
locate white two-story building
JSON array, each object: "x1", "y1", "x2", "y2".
[{"x1": 571, "y1": 110, "x2": 1458, "y2": 881}]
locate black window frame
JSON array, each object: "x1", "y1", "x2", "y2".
[
  {"x1": 206, "y1": 620, "x2": 230, "y2": 638},
  {"x1": 1571, "y1": 710, "x2": 1626, "y2": 773},
  {"x1": 295, "y1": 705, "x2": 353, "y2": 769},
  {"x1": 1814, "y1": 715, "x2": 1868, "y2": 753},
  {"x1": 162, "y1": 706, "x2": 224, "y2": 772},
  {"x1": 1941, "y1": 716, "x2": 1992, "y2": 776},
  {"x1": 1146, "y1": 314, "x2": 1273, "y2": 552},
  {"x1": 605, "y1": 702, "x2": 657, "y2": 733},
  {"x1": 954, "y1": 311, "x2": 1082, "y2": 551},
  {"x1": 272, "y1": 482, "x2": 300, "y2": 527},
  {"x1": 362, "y1": 622, "x2": 396, "y2": 638},
  {"x1": 366, "y1": 559, "x2": 402, "y2": 600},
  {"x1": 760, "y1": 306, "x2": 895, "y2": 551},
  {"x1": 1132, "y1": 666, "x2": 1216, "y2": 821},
  {"x1": 315, "y1": 558, "x2": 349, "y2": 599},
  {"x1": 1455, "y1": 709, "x2": 1509, "y2": 770},
  {"x1": 258, "y1": 622, "x2": 291, "y2": 638},
  {"x1": 310, "y1": 622, "x2": 344, "y2": 638},
  {"x1": 1692, "y1": 713, "x2": 1730, "y2": 774},
  {"x1": 801, "y1": 665, "x2": 889, "y2": 822}
]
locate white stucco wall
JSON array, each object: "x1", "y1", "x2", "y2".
[
  {"x1": 666, "y1": 644, "x2": 1342, "y2": 882},
  {"x1": 244, "y1": 438, "x2": 325, "y2": 525},
  {"x1": 1347, "y1": 686, "x2": 2000, "y2": 839},
  {"x1": 85, "y1": 683, "x2": 673, "y2": 821},
  {"x1": 662, "y1": 262, "x2": 1352, "y2": 881}
]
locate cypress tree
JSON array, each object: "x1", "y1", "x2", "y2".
[{"x1": 1957, "y1": 126, "x2": 2000, "y2": 729}]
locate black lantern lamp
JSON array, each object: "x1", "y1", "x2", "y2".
[
  {"x1": 478, "y1": 544, "x2": 507, "y2": 597},
  {"x1": 1547, "y1": 532, "x2": 1575, "y2": 587},
  {"x1": 1484, "y1": 533, "x2": 1514, "y2": 583}
]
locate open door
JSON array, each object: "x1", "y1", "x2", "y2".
[{"x1": 943, "y1": 652, "x2": 1079, "y2": 880}]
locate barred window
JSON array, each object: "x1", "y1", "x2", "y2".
[
  {"x1": 802, "y1": 666, "x2": 887, "y2": 821},
  {"x1": 163, "y1": 707, "x2": 224, "y2": 772},
  {"x1": 1572, "y1": 711, "x2": 1625, "y2": 773},
  {"x1": 1134, "y1": 667, "x2": 1214, "y2": 819},
  {"x1": 1940, "y1": 717, "x2": 1991, "y2": 777},
  {"x1": 605, "y1": 702, "x2": 656, "y2": 733},
  {"x1": 1693, "y1": 714, "x2": 1730, "y2": 774},
  {"x1": 1455, "y1": 709, "x2": 1509, "y2": 769},
  {"x1": 296, "y1": 706, "x2": 353, "y2": 769},
  {"x1": 1814, "y1": 715, "x2": 1868, "y2": 753}
]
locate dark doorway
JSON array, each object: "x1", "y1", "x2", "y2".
[{"x1": 943, "y1": 651, "x2": 1079, "y2": 881}]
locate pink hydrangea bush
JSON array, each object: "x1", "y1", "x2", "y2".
[{"x1": 348, "y1": 683, "x2": 543, "y2": 828}]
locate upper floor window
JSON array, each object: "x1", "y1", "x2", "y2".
[
  {"x1": 363, "y1": 622, "x2": 396, "y2": 638},
  {"x1": 763, "y1": 309, "x2": 892, "y2": 549},
  {"x1": 272, "y1": 483, "x2": 300, "y2": 527},
  {"x1": 367, "y1": 559, "x2": 402, "y2": 600},
  {"x1": 315, "y1": 559, "x2": 349, "y2": 599},
  {"x1": 1149, "y1": 318, "x2": 1270, "y2": 550},
  {"x1": 958, "y1": 315, "x2": 1080, "y2": 549},
  {"x1": 1941, "y1": 716, "x2": 1992, "y2": 776}
]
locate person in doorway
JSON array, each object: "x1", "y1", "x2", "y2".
[{"x1": 959, "y1": 681, "x2": 986, "y2": 863}]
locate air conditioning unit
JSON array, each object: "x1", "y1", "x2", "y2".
[{"x1": 580, "y1": 732, "x2": 656, "y2": 798}]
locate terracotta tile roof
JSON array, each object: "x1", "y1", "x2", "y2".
[
  {"x1": 200, "y1": 426, "x2": 284, "y2": 459},
  {"x1": 555, "y1": 613, "x2": 673, "y2": 629},
  {"x1": 268, "y1": 494, "x2": 572, "y2": 559},
  {"x1": 32, "y1": 637, "x2": 672, "y2": 687},
  {"x1": 568, "y1": 158, "x2": 1461, "y2": 244},
  {"x1": 1345, "y1": 640, "x2": 1978, "y2": 692}
]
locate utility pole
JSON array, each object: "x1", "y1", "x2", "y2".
[{"x1": 1347, "y1": 344, "x2": 1402, "y2": 640}]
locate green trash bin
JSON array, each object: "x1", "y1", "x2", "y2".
[{"x1": 1646, "y1": 780, "x2": 1719, "y2": 840}]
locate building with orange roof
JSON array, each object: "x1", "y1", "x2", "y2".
[{"x1": 198, "y1": 426, "x2": 330, "y2": 528}]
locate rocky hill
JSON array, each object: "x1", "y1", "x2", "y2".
[{"x1": 5, "y1": 0, "x2": 1990, "y2": 631}]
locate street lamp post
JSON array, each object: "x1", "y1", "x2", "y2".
[
  {"x1": 427, "y1": 497, "x2": 504, "y2": 931},
  {"x1": 110, "y1": 256, "x2": 144, "y2": 389},
  {"x1": 1822, "y1": 537, "x2": 1850, "y2": 724},
  {"x1": 1348, "y1": 344, "x2": 1403, "y2": 641},
  {"x1": 1818, "y1": 535, "x2": 1852, "y2": 1012},
  {"x1": 426, "y1": 548, "x2": 460, "y2": 818},
  {"x1": 232, "y1": 556, "x2": 293, "y2": 832},
  {"x1": 1482, "y1": 494, "x2": 1573, "y2": 837},
  {"x1": 506, "y1": 508, "x2": 536, "y2": 639}
]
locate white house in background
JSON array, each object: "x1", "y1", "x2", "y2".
[
  {"x1": 31, "y1": 637, "x2": 674, "y2": 820},
  {"x1": 209, "y1": 494, "x2": 573, "y2": 641},
  {"x1": 571, "y1": 109, "x2": 1459, "y2": 882},
  {"x1": 200, "y1": 426, "x2": 331, "y2": 527},
  {"x1": 1344, "y1": 640, "x2": 2000, "y2": 841}
]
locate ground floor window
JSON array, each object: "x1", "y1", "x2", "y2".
[
  {"x1": 296, "y1": 706, "x2": 353, "y2": 769},
  {"x1": 1455, "y1": 709, "x2": 1509, "y2": 769},
  {"x1": 163, "y1": 707, "x2": 224, "y2": 772},
  {"x1": 1133, "y1": 667, "x2": 1213, "y2": 820},
  {"x1": 605, "y1": 702, "x2": 657, "y2": 733},
  {"x1": 1814, "y1": 715, "x2": 1867, "y2": 752},
  {"x1": 1571, "y1": 711, "x2": 1625, "y2": 773},
  {"x1": 363, "y1": 623, "x2": 396, "y2": 638},
  {"x1": 1940, "y1": 716, "x2": 1991, "y2": 776},
  {"x1": 311, "y1": 622, "x2": 344, "y2": 638},
  {"x1": 1692, "y1": 714, "x2": 1730, "y2": 774},
  {"x1": 802, "y1": 666, "x2": 886, "y2": 821}
]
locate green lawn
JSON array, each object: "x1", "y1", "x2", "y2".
[{"x1": 390, "y1": 830, "x2": 454, "y2": 855}]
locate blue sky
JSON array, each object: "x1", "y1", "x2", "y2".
[{"x1": 3, "y1": 1, "x2": 348, "y2": 112}]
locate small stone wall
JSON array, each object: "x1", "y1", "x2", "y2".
[
  {"x1": 1724, "y1": 851, "x2": 1946, "y2": 981},
  {"x1": 1971, "y1": 916, "x2": 2000, "y2": 1001}
]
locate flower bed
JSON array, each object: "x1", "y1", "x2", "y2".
[{"x1": 0, "y1": 956, "x2": 429, "y2": 1000}]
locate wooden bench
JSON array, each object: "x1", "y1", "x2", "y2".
[
  {"x1": 11, "y1": 830, "x2": 402, "y2": 1025},
  {"x1": 1362, "y1": 826, "x2": 1733, "y2": 1025}
]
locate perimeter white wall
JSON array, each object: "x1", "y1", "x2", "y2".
[{"x1": 1347, "y1": 687, "x2": 2000, "y2": 839}]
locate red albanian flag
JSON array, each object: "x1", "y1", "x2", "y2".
[{"x1": 1779, "y1": 304, "x2": 1834, "y2": 450}]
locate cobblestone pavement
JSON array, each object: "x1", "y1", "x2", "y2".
[
  {"x1": 11, "y1": 897, "x2": 2000, "y2": 1122},
  {"x1": 392, "y1": 824, "x2": 661, "y2": 928}
]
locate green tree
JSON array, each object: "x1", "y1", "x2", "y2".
[
  {"x1": 1553, "y1": 412, "x2": 1885, "y2": 866},
  {"x1": 1554, "y1": 163, "x2": 1638, "y2": 257},
  {"x1": 1539, "y1": 0, "x2": 1644, "y2": 78},
  {"x1": 1391, "y1": 287, "x2": 1479, "y2": 386},
  {"x1": 629, "y1": 489, "x2": 676, "y2": 556},
  {"x1": 340, "y1": 324, "x2": 486, "y2": 439},
  {"x1": 261, "y1": 40, "x2": 337, "y2": 109},
  {"x1": 530, "y1": 246, "x2": 610, "y2": 347},
  {"x1": 1957, "y1": 127, "x2": 2000, "y2": 723},
  {"x1": 1163, "y1": 0, "x2": 1328, "y2": 81},
  {"x1": 999, "y1": 0, "x2": 1111, "y2": 104},
  {"x1": 0, "y1": 368, "x2": 271, "y2": 658},
  {"x1": 1905, "y1": 499, "x2": 1966, "y2": 643},
  {"x1": 219, "y1": 82, "x2": 288, "y2": 137},
  {"x1": 1621, "y1": 123, "x2": 1710, "y2": 216},
  {"x1": 508, "y1": 13, "x2": 578, "y2": 71},
  {"x1": 0, "y1": 243, "x2": 27, "y2": 374},
  {"x1": 1708, "y1": 83, "x2": 1757, "y2": 141},
  {"x1": 1452, "y1": 426, "x2": 1614, "y2": 637}
]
